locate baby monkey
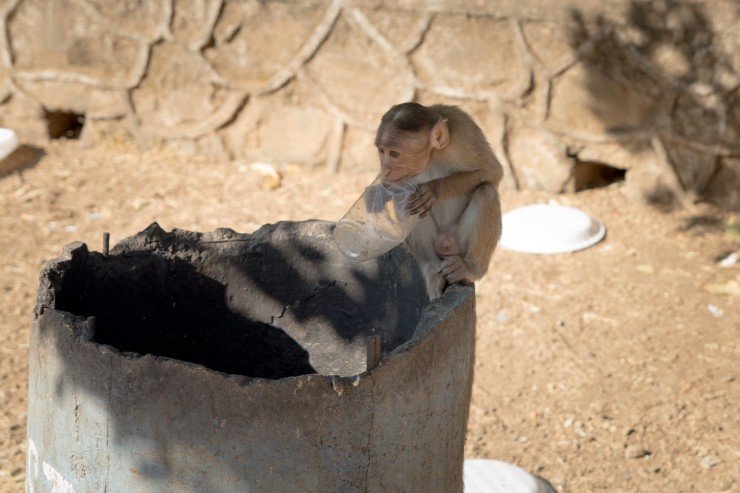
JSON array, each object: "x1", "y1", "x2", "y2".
[{"x1": 375, "y1": 102, "x2": 503, "y2": 299}]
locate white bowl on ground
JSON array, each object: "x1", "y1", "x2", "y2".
[
  {"x1": 464, "y1": 459, "x2": 556, "y2": 492},
  {"x1": 499, "y1": 203, "x2": 606, "y2": 254},
  {"x1": 0, "y1": 128, "x2": 19, "y2": 161}
]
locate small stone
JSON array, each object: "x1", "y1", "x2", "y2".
[
  {"x1": 625, "y1": 445, "x2": 650, "y2": 459},
  {"x1": 705, "y1": 280, "x2": 740, "y2": 297},
  {"x1": 131, "y1": 197, "x2": 150, "y2": 210},
  {"x1": 248, "y1": 162, "x2": 282, "y2": 190},
  {"x1": 700, "y1": 455, "x2": 720, "y2": 469},
  {"x1": 707, "y1": 304, "x2": 724, "y2": 318},
  {"x1": 85, "y1": 210, "x2": 102, "y2": 221},
  {"x1": 637, "y1": 264, "x2": 654, "y2": 274}
]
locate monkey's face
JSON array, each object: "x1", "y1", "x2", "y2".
[{"x1": 376, "y1": 130, "x2": 431, "y2": 182}]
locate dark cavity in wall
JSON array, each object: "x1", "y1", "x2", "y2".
[
  {"x1": 574, "y1": 161, "x2": 626, "y2": 192},
  {"x1": 44, "y1": 110, "x2": 85, "y2": 139}
]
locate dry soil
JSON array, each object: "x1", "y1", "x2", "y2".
[{"x1": 0, "y1": 138, "x2": 737, "y2": 492}]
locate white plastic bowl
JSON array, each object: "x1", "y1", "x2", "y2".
[
  {"x1": 499, "y1": 203, "x2": 606, "y2": 254},
  {"x1": 0, "y1": 128, "x2": 19, "y2": 161},
  {"x1": 464, "y1": 459, "x2": 555, "y2": 492}
]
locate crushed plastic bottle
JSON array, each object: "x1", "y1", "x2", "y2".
[{"x1": 334, "y1": 175, "x2": 419, "y2": 262}]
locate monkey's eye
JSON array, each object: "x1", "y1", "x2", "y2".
[{"x1": 389, "y1": 150, "x2": 400, "y2": 158}]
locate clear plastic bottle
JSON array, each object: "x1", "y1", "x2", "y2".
[{"x1": 334, "y1": 175, "x2": 419, "y2": 262}]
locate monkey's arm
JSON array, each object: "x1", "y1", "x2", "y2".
[
  {"x1": 439, "y1": 183, "x2": 501, "y2": 284},
  {"x1": 407, "y1": 167, "x2": 496, "y2": 217},
  {"x1": 429, "y1": 168, "x2": 496, "y2": 201}
]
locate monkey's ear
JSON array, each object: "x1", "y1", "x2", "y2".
[{"x1": 430, "y1": 119, "x2": 449, "y2": 149}]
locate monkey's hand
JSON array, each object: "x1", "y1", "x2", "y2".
[
  {"x1": 438, "y1": 256, "x2": 474, "y2": 285},
  {"x1": 407, "y1": 182, "x2": 437, "y2": 218}
]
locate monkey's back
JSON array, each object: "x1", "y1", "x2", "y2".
[{"x1": 430, "y1": 104, "x2": 503, "y2": 188}]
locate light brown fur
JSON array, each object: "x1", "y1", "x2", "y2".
[{"x1": 376, "y1": 103, "x2": 503, "y2": 299}]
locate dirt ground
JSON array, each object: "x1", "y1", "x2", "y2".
[{"x1": 0, "y1": 138, "x2": 737, "y2": 492}]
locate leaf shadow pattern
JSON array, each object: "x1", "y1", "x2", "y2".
[{"x1": 565, "y1": 0, "x2": 739, "y2": 210}]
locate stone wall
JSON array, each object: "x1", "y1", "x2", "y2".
[{"x1": 0, "y1": 0, "x2": 738, "y2": 209}]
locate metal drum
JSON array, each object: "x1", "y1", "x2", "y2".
[{"x1": 27, "y1": 221, "x2": 475, "y2": 492}]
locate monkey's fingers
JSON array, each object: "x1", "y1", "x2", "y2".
[
  {"x1": 409, "y1": 197, "x2": 434, "y2": 217},
  {"x1": 439, "y1": 257, "x2": 473, "y2": 284},
  {"x1": 438, "y1": 257, "x2": 463, "y2": 276},
  {"x1": 409, "y1": 195, "x2": 436, "y2": 217},
  {"x1": 406, "y1": 189, "x2": 430, "y2": 209},
  {"x1": 444, "y1": 270, "x2": 470, "y2": 284}
]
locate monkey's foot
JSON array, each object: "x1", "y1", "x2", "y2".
[
  {"x1": 434, "y1": 233, "x2": 461, "y2": 258},
  {"x1": 423, "y1": 267, "x2": 447, "y2": 300},
  {"x1": 438, "y1": 256, "x2": 473, "y2": 285}
]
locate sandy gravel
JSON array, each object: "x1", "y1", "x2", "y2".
[{"x1": 0, "y1": 138, "x2": 737, "y2": 492}]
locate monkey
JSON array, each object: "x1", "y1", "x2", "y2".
[{"x1": 375, "y1": 102, "x2": 503, "y2": 300}]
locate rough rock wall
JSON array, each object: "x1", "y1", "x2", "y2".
[{"x1": 0, "y1": 0, "x2": 738, "y2": 209}]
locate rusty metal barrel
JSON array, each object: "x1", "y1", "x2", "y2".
[{"x1": 27, "y1": 221, "x2": 476, "y2": 492}]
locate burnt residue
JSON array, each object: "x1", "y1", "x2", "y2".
[
  {"x1": 53, "y1": 251, "x2": 315, "y2": 379},
  {"x1": 44, "y1": 221, "x2": 428, "y2": 379}
]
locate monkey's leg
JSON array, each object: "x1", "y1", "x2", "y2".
[
  {"x1": 439, "y1": 184, "x2": 501, "y2": 285},
  {"x1": 405, "y1": 218, "x2": 447, "y2": 300}
]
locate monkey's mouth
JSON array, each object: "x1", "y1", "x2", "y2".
[{"x1": 382, "y1": 173, "x2": 419, "y2": 185}]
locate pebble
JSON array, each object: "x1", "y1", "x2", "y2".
[
  {"x1": 247, "y1": 162, "x2": 282, "y2": 190},
  {"x1": 705, "y1": 279, "x2": 740, "y2": 297},
  {"x1": 85, "y1": 210, "x2": 102, "y2": 221},
  {"x1": 707, "y1": 304, "x2": 724, "y2": 318},
  {"x1": 130, "y1": 197, "x2": 150, "y2": 209},
  {"x1": 624, "y1": 445, "x2": 650, "y2": 459},
  {"x1": 700, "y1": 455, "x2": 720, "y2": 469}
]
